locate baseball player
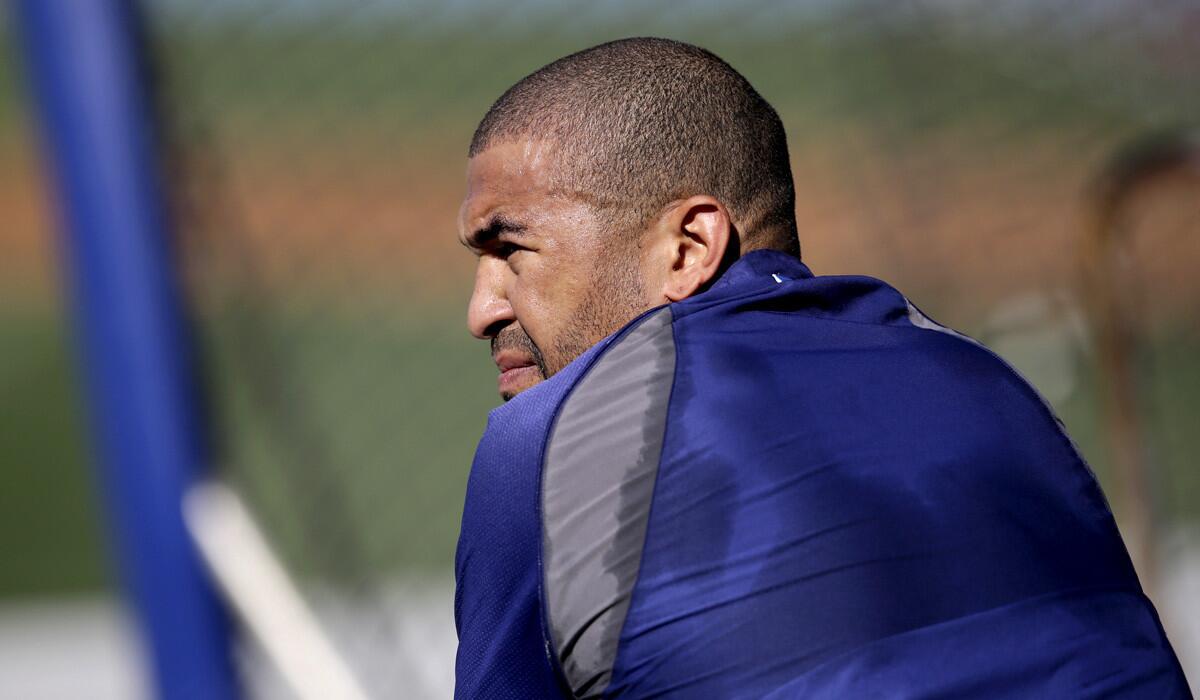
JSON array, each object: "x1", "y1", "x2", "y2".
[{"x1": 454, "y1": 38, "x2": 1190, "y2": 698}]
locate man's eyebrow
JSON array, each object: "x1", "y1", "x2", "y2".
[{"x1": 463, "y1": 214, "x2": 527, "y2": 249}]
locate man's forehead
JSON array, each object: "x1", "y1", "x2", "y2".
[
  {"x1": 460, "y1": 140, "x2": 575, "y2": 227},
  {"x1": 466, "y1": 140, "x2": 560, "y2": 194}
]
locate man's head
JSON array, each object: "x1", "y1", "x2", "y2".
[{"x1": 459, "y1": 37, "x2": 798, "y2": 399}]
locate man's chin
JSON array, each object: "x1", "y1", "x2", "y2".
[
  {"x1": 498, "y1": 365, "x2": 545, "y2": 401},
  {"x1": 500, "y1": 383, "x2": 541, "y2": 402}
]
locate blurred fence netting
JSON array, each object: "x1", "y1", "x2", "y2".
[{"x1": 138, "y1": 1, "x2": 1200, "y2": 695}]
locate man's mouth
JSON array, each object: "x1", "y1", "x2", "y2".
[
  {"x1": 490, "y1": 325, "x2": 548, "y2": 400},
  {"x1": 493, "y1": 351, "x2": 541, "y2": 396}
]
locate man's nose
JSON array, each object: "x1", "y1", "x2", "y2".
[{"x1": 467, "y1": 259, "x2": 514, "y2": 339}]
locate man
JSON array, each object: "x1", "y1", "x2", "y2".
[{"x1": 454, "y1": 38, "x2": 1190, "y2": 698}]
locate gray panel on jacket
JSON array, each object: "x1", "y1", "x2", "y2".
[{"x1": 542, "y1": 307, "x2": 676, "y2": 698}]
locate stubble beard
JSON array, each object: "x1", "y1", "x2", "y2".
[
  {"x1": 493, "y1": 246, "x2": 648, "y2": 401},
  {"x1": 551, "y1": 233, "x2": 649, "y2": 371}
]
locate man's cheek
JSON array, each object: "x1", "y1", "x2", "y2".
[{"x1": 510, "y1": 283, "x2": 555, "y2": 337}]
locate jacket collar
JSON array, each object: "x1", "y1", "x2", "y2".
[{"x1": 705, "y1": 249, "x2": 813, "y2": 296}]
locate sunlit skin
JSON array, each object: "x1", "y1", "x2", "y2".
[{"x1": 460, "y1": 139, "x2": 736, "y2": 400}]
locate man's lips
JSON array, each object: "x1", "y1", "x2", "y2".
[
  {"x1": 493, "y1": 351, "x2": 539, "y2": 394},
  {"x1": 493, "y1": 350, "x2": 536, "y2": 373}
]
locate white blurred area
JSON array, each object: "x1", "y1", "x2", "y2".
[
  {"x1": 0, "y1": 598, "x2": 147, "y2": 700},
  {"x1": 1162, "y1": 530, "x2": 1200, "y2": 689},
  {"x1": 0, "y1": 581, "x2": 457, "y2": 700}
]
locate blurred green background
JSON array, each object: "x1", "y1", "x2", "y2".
[{"x1": 1, "y1": 3, "x2": 1198, "y2": 694}]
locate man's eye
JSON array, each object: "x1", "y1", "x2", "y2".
[{"x1": 497, "y1": 242, "x2": 525, "y2": 259}]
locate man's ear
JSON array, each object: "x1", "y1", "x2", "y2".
[{"x1": 652, "y1": 195, "x2": 734, "y2": 302}]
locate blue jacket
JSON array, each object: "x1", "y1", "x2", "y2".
[{"x1": 454, "y1": 250, "x2": 1190, "y2": 699}]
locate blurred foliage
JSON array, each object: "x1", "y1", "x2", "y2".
[
  {"x1": 0, "y1": 310, "x2": 109, "y2": 597},
  {"x1": 200, "y1": 305, "x2": 497, "y2": 575}
]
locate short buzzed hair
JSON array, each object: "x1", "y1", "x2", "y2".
[{"x1": 470, "y1": 37, "x2": 799, "y2": 256}]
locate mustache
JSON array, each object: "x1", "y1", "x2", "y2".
[{"x1": 491, "y1": 325, "x2": 548, "y2": 378}]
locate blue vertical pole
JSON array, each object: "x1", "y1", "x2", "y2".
[{"x1": 14, "y1": 2, "x2": 241, "y2": 698}]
